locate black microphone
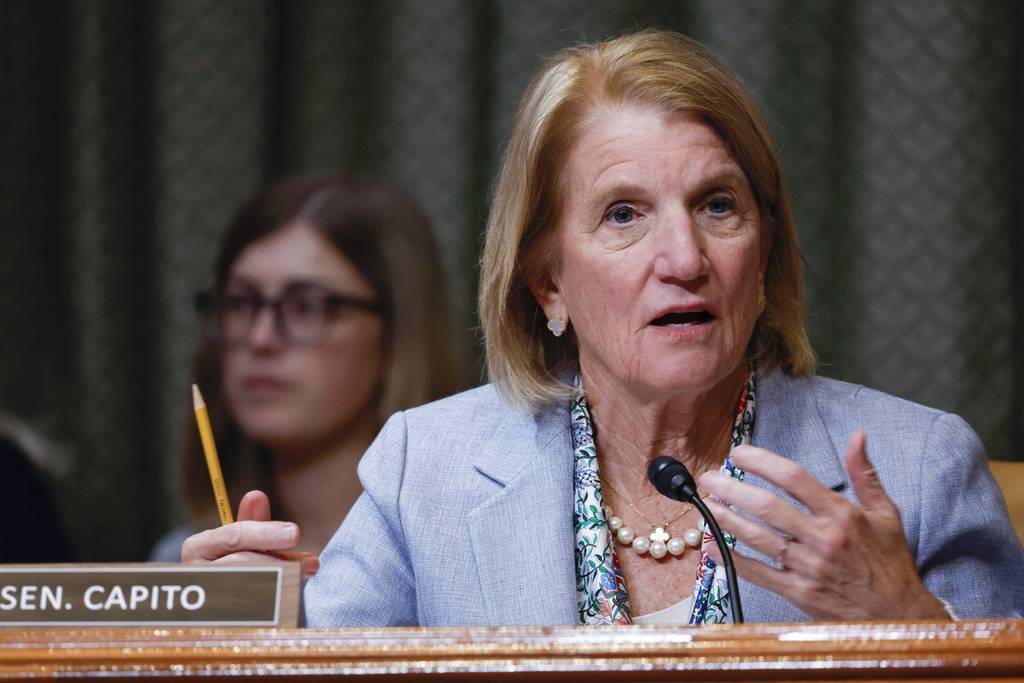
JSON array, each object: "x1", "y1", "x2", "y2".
[{"x1": 647, "y1": 455, "x2": 744, "y2": 623}]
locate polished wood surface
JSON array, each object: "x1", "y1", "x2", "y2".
[{"x1": 0, "y1": 619, "x2": 1022, "y2": 680}]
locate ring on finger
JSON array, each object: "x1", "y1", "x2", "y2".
[{"x1": 777, "y1": 539, "x2": 791, "y2": 570}]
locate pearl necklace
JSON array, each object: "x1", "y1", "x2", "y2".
[{"x1": 602, "y1": 479, "x2": 703, "y2": 559}]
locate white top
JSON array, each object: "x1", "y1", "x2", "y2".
[
  {"x1": 632, "y1": 518, "x2": 704, "y2": 624},
  {"x1": 632, "y1": 594, "x2": 695, "y2": 624}
]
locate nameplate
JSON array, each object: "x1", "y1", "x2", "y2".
[{"x1": 0, "y1": 563, "x2": 300, "y2": 627}]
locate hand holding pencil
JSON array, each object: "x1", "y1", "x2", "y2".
[{"x1": 181, "y1": 385, "x2": 319, "y2": 578}]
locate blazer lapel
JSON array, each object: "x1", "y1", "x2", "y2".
[{"x1": 467, "y1": 404, "x2": 579, "y2": 625}]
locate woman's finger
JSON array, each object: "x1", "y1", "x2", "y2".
[
  {"x1": 237, "y1": 490, "x2": 272, "y2": 522},
  {"x1": 699, "y1": 470, "x2": 813, "y2": 541},
  {"x1": 181, "y1": 520, "x2": 299, "y2": 562},
  {"x1": 213, "y1": 549, "x2": 320, "y2": 578},
  {"x1": 843, "y1": 431, "x2": 898, "y2": 516},
  {"x1": 704, "y1": 498, "x2": 791, "y2": 565},
  {"x1": 704, "y1": 538, "x2": 799, "y2": 597},
  {"x1": 728, "y1": 445, "x2": 843, "y2": 515},
  {"x1": 266, "y1": 550, "x2": 320, "y2": 578},
  {"x1": 210, "y1": 550, "x2": 284, "y2": 565}
]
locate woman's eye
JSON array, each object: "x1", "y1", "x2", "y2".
[
  {"x1": 706, "y1": 195, "x2": 734, "y2": 216},
  {"x1": 605, "y1": 205, "x2": 637, "y2": 225},
  {"x1": 286, "y1": 297, "x2": 326, "y2": 317},
  {"x1": 224, "y1": 294, "x2": 258, "y2": 313}
]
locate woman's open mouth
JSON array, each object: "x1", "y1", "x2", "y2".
[{"x1": 650, "y1": 310, "x2": 715, "y2": 327}]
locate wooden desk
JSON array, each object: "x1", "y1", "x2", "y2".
[{"x1": 1, "y1": 619, "x2": 1021, "y2": 680}]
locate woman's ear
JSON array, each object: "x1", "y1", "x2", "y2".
[{"x1": 526, "y1": 271, "x2": 568, "y2": 326}]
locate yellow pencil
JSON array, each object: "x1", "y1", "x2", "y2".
[{"x1": 192, "y1": 384, "x2": 234, "y2": 525}]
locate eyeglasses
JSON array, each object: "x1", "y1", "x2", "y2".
[{"x1": 194, "y1": 285, "x2": 383, "y2": 347}]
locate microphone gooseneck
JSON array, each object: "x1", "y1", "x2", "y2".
[{"x1": 647, "y1": 456, "x2": 744, "y2": 623}]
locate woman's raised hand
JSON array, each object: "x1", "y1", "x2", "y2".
[
  {"x1": 180, "y1": 490, "x2": 319, "y2": 578},
  {"x1": 698, "y1": 432, "x2": 948, "y2": 620}
]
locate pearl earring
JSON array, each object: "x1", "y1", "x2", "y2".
[{"x1": 546, "y1": 316, "x2": 567, "y2": 337}]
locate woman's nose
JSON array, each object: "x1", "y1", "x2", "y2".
[
  {"x1": 653, "y1": 211, "x2": 707, "y2": 283},
  {"x1": 245, "y1": 306, "x2": 285, "y2": 349}
]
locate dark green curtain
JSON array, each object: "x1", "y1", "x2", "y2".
[{"x1": 1, "y1": 0, "x2": 1020, "y2": 560}]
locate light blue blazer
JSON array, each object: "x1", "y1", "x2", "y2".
[{"x1": 305, "y1": 372, "x2": 1024, "y2": 626}]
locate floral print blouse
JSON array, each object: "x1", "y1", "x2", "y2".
[{"x1": 572, "y1": 370, "x2": 756, "y2": 625}]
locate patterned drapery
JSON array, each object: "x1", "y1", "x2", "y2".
[{"x1": 0, "y1": 0, "x2": 1019, "y2": 560}]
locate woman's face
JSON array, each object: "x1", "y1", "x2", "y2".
[
  {"x1": 221, "y1": 222, "x2": 385, "y2": 455},
  {"x1": 536, "y1": 106, "x2": 767, "y2": 400}
]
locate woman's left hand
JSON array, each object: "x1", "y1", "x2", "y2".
[{"x1": 698, "y1": 431, "x2": 949, "y2": 620}]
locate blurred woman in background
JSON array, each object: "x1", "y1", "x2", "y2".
[{"x1": 151, "y1": 172, "x2": 459, "y2": 561}]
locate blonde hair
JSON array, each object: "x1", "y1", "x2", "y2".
[{"x1": 479, "y1": 29, "x2": 814, "y2": 410}]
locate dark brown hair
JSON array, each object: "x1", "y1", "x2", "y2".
[{"x1": 183, "y1": 171, "x2": 458, "y2": 527}]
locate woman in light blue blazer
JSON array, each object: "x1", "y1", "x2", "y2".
[{"x1": 184, "y1": 30, "x2": 1023, "y2": 625}]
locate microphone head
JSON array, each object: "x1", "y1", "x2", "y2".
[
  {"x1": 647, "y1": 455, "x2": 698, "y2": 502},
  {"x1": 647, "y1": 456, "x2": 677, "y2": 492}
]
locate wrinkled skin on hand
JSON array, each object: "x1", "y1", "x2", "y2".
[{"x1": 698, "y1": 431, "x2": 948, "y2": 620}]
